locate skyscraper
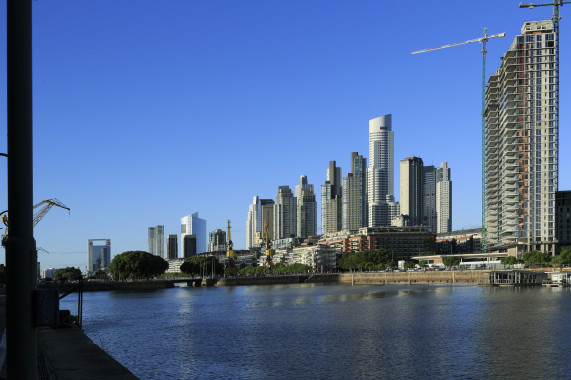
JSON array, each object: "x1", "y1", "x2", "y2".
[
  {"x1": 368, "y1": 115, "x2": 395, "y2": 227},
  {"x1": 166, "y1": 234, "x2": 178, "y2": 260},
  {"x1": 87, "y1": 239, "x2": 111, "y2": 274},
  {"x1": 400, "y1": 156, "x2": 424, "y2": 226},
  {"x1": 351, "y1": 152, "x2": 368, "y2": 227},
  {"x1": 436, "y1": 162, "x2": 452, "y2": 233},
  {"x1": 295, "y1": 175, "x2": 317, "y2": 238},
  {"x1": 156, "y1": 225, "x2": 164, "y2": 258},
  {"x1": 148, "y1": 227, "x2": 156, "y2": 255},
  {"x1": 321, "y1": 161, "x2": 342, "y2": 234},
  {"x1": 485, "y1": 20, "x2": 558, "y2": 254},
  {"x1": 342, "y1": 173, "x2": 362, "y2": 231},
  {"x1": 246, "y1": 196, "x2": 274, "y2": 249},
  {"x1": 423, "y1": 165, "x2": 437, "y2": 231},
  {"x1": 181, "y1": 212, "x2": 206, "y2": 254},
  {"x1": 274, "y1": 186, "x2": 297, "y2": 239}
]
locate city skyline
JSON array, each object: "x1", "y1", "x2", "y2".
[{"x1": 1, "y1": 1, "x2": 569, "y2": 269}]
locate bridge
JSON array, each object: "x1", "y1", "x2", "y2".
[{"x1": 166, "y1": 277, "x2": 220, "y2": 287}]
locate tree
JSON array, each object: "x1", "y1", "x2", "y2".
[
  {"x1": 180, "y1": 255, "x2": 222, "y2": 277},
  {"x1": 403, "y1": 260, "x2": 416, "y2": 270},
  {"x1": 522, "y1": 251, "x2": 552, "y2": 266},
  {"x1": 418, "y1": 260, "x2": 428, "y2": 268},
  {"x1": 108, "y1": 251, "x2": 169, "y2": 280},
  {"x1": 53, "y1": 267, "x2": 82, "y2": 281},
  {"x1": 337, "y1": 249, "x2": 394, "y2": 271},
  {"x1": 552, "y1": 246, "x2": 571, "y2": 266},
  {"x1": 500, "y1": 256, "x2": 524, "y2": 266},
  {"x1": 443, "y1": 257, "x2": 459, "y2": 268}
]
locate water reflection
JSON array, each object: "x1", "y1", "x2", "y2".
[{"x1": 73, "y1": 285, "x2": 571, "y2": 379}]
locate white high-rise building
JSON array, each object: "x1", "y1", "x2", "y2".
[
  {"x1": 436, "y1": 162, "x2": 452, "y2": 233},
  {"x1": 181, "y1": 212, "x2": 206, "y2": 254},
  {"x1": 296, "y1": 175, "x2": 317, "y2": 238},
  {"x1": 274, "y1": 186, "x2": 297, "y2": 239},
  {"x1": 148, "y1": 225, "x2": 165, "y2": 258},
  {"x1": 485, "y1": 20, "x2": 558, "y2": 254},
  {"x1": 367, "y1": 115, "x2": 395, "y2": 227}
]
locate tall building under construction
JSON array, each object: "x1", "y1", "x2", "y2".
[{"x1": 485, "y1": 20, "x2": 558, "y2": 254}]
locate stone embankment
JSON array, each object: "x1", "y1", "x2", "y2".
[{"x1": 338, "y1": 270, "x2": 488, "y2": 285}]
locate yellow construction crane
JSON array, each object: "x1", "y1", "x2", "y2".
[
  {"x1": 263, "y1": 219, "x2": 275, "y2": 267},
  {"x1": 411, "y1": 29, "x2": 505, "y2": 252},
  {"x1": 226, "y1": 219, "x2": 236, "y2": 259},
  {"x1": 1, "y1": 198, "x2": 70, "y2": 246}
]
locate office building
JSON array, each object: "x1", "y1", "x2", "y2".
[
  {"x1": 423, "y1": 165, "x2": 437, "y2": 231},
  {"x1": 296, "y1": 175, "x2": 317, "y2": 238},
  {"x1": 321, "y1": 161, "x2": 342, "y2": 234},
  {"x1": 342, "y1": 173, "x2": 362, "y2": 231},
  {"x1": 209, "y1": 229, "x2": 227, "y2": 252},
  {"x1": 485, "y1": 20, "x2": 558, "y2": 253},
  {"x1": 400, "y1": 156, "x2": 424, "y2": 226},
  {"x1": 436, "y1": 162, "x2": 452, "y2": 233},
  {"x1": 368, "y1": 115, "x2": 395, "y2": 227},
  {"x1": 274, "y1": 186, "x2": 297, "y2": 239},
  {"x1": 87, "y1": 239, "x2": 111, "y2": 274},
  {"x1": 181, "y1": 212, "x2": 206, "y2": 255},
  {"x1": 166, "y1": 234, "x2": 178, "y2": 260}
]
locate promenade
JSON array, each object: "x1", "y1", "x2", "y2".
[{"x1": 0, "y1": 293, "x2": 138, "y2": 380}]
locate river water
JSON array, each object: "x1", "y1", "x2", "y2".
[{"x1": 61, "y1": 283, "x2": 571, "y2": 379}]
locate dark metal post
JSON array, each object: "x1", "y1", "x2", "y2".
[{"x1": 6, "y1": 0, "x2": 37, "y2": 378}]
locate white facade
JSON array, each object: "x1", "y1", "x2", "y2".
[
  {"x1": 368, "y1": 114, "x2": 394, "y2": 227},
  {"x1": 270, "y1": 245, "x2": 337, "y2": 270},
  {"x1": 181, "y1": 212, "x2": 207, "y2": 254}
]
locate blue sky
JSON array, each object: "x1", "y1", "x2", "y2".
[{"x1": 0, "y1": 1, "x2": 569, "y2": 271}]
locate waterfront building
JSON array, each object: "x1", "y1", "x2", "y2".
[
  {"x1": 41, "y1": 267, "x2": 55, "y2": 279},
  {"x1": 400, "y1": 156, "x2": 424, "y2": 226},
  {"x1": 166, "y1": 234, "x2": 178, "y2": 260},
  {"x1": 209, "y1": 229, "x2": 227, "y2": 252},
  {"x1": 423, "y1": 165, "x2": 437, "y2": 230},
  {"x1": 295, "y1": 175, "x2": 317, "y2": 238},
  {"x1": 274, "y1": 186, "x2": 297, "y2": 239},
  {"x1": 368, "y1": 115, "x2": 395, "y2": 227},
  {"x1": 358, "y1": 226, "x2": 435, "y2": 259},
  {"x1": 181, "y1": 212, "x2": 206, "y2": 254},
  {"x1": 436, "y1": 162, "x2": 452, "y2": 233},
  {"x1": 321, "y1": 161, "x2": 342, "y2": 234},
  {"x1": 148, "y1": 227, "x2": 156, "y2": 255},
  {"x1": 436, "y1": 228, "x2": 482, "y2": 255},
  {"x1": 556, "y1": 190, "x2": 571, "y2": 249},
  {"x1": 351, "y1": 152, "x2": 368, "y2": 226},
  {"x1": 87, "y1": 239, "x2": 111, "y2": 274},
  {"x1": 270, "y1": 244, "x2": 337, "y2": 270},
  {"x1": 485, "y1": 20, "x2": 558, "y2": 254},
  {"x1": 391, "y1": 214, "x2": 411, "y2": 227},
  {"x1": 165, "y1": 258, "x2": 184, "y2": 274}
]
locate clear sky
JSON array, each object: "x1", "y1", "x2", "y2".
[{"x1": 0, "y1": 1, "x2": 569, "y2": 271}]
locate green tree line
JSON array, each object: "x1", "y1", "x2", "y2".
[{"x1": 108, "y1": 251, "x2": 168, "y2": 280}]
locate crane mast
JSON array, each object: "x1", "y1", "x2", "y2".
[
  {"x1": 411, "y1": 29, "x2": 505, "y2": 252},
  {"x1": 226, "y1": 219, "x2": 236, "y2": 259}
]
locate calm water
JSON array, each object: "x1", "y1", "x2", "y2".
[{"x1": 61, "y1": 284, "x2": 571, "y2": 379}]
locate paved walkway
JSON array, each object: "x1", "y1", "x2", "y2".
[{"x1": 0, "y1": 291, "x2": 138, "y2": 379}]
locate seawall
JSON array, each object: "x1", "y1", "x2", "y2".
[{"x1": 338, "y1": 270, "x2": 488, "y2": 285}]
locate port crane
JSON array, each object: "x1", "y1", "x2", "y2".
[
  {"x1": 263, "y1": 219, "x2": 275, "y2": 268},
  {"x1": 411, "y1": 29, "x2": 505, "y2": 252},
  {"x1": 226, "y1": 219, "x2": 236, "y2": 259},
  {"x1": 1, "y1": 198, "x2": 70, "y2": 246}
]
